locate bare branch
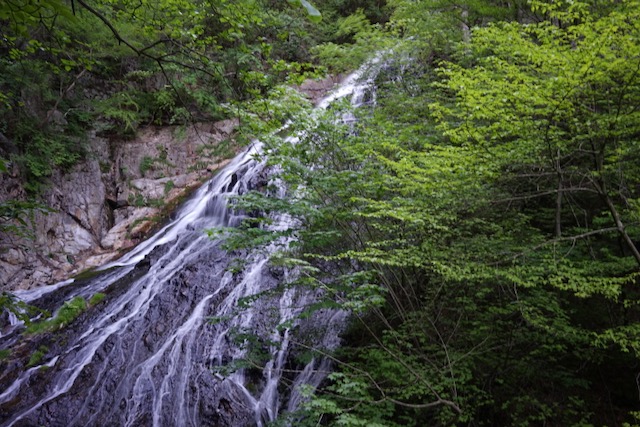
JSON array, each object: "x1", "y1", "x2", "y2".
[{"x1": 494, "y1": 226, "x2": 630, "y2": 266}]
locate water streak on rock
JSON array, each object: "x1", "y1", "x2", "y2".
[{"x1": 0, "y1": 64, "x2": 379, "y2": 427}]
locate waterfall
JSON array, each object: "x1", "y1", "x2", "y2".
[{"x1": 0, "y1": 64, "x2": 379, "y2": 427}]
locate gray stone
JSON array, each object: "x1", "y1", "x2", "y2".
[
  {"x1": 0, "y1": 119, "x2": 239, "y2": 291},
  {"x1": 101, "y1": 207, "x2": 159, "y2": 250}
]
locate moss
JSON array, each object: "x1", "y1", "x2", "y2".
[
  {"x1": 133, "y1": 193, "x2": 146, "y2": 207},
  {"x1": 25, "y1": 296, "x2": 87, "y2": 334},
  {"x1": 163, "y1": 179, "x2": 175, "y2": 195},
  {"x1": 0, "y1": 349, "x2": 11, "y2": 361},
  {"x1": 26, "y1": 345, "x2": 49, "y2": 368},
  {"x1": 139, "y1": 156, "x2": 155, "y2": 176},
  {"x1": 72, "y1": 268, "x2": 101, "y2": 282},
  {"x1": 88, "y1": 292, "x2": 106, "y2": 306}
]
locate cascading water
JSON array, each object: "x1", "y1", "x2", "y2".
[{"x1": 0, "y1": 64, "x2": 379, "y2": 427}]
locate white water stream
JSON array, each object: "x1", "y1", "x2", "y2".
[{"x1": 0, "y1": 64, "x2": 378, "y2": 427}]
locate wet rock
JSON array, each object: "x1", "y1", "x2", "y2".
[
  {"x1": 295, "y1": 74, "x2": 346, "y2": 105},
  {"x1": 81, "y1": 253, "x2": 120, "y2": 270}
]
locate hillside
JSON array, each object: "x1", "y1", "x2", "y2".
[{"x1": 2, "y1": 0, "x2": 640, "y2": 425}]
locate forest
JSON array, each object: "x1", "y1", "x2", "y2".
[{"x1": 2, "y1": 0, "x2": 640, "y2": 425}]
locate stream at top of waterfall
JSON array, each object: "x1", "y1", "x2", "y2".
[{"x1": 0, "y1": 63, "x2": 379, "y2": 427}]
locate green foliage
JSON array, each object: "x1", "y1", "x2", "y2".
[
  {"x1": 311, "y1": 10, "x2": 387, "y2": 73},
  {"x1": 88, "y1": 293, "x2": 106, "y2": 306},
  {"x1": 0, "y1": 349, "x2": 11, "y2": 361},
  {"x1": 0, "y1": 0, "x2": 347, "y2": 207},
  {"x1": 163, "y1": 180, "x2": 175, "y2": 195},
  {"x1": 0, "y1": 292, "x2": 43, "y2": 324},
  {"x1": 97, "y1": 92, "x2": 141, "y2": 136},
  {"x1": 0, "y1": 0, "x2": 74, "y2": 37},
  {"x1": 288, "y1": 0, "x2": 323, "y2": 23},
  {"x1": 139, "y1": 156, "x2": 155, "y2": 176},
  {"x1": 0, "y1": 199, "x2": 52, "y2": 239},
  {"x1": 26, "y1": 345, "x2": 49, "y2": 368},
  {"x1": 9, "y1": 0, "x2": 640, "y2": 425},
  {"x1": 228, "y1": 83, "x2": 314, "y2": 143},
  {"x1": 25, "y1": 296, "x2": 87, "y2": 334},
  {"x1": 217, "y1": 2, "x2": 640, "y2": 425}
]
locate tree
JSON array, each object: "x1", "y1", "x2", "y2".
[
  {"x1": 433, "y1": 0, "x2": 640, "y2": 265},
  {"x1": 0, "y1": 0, "x2": 336, "y2": 205},
  {"x1": 225, "y1": 1, "x2": 640, "y2": 425}
]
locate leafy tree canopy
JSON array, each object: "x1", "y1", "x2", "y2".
[{"x1": 224, "y1": 0, "x2": 640, "y2": 425}]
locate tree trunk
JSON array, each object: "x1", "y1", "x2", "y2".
[{"x1": 604, "y1": 192, "x2": 640, "y2": 266}]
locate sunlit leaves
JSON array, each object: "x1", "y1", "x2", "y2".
[{"x1": 250, "y1": 1, "x2": 640, "y2": 425}]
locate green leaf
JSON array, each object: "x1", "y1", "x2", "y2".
[{"x1": 287, "y1": 0, "x2": 322, "y2": 23}]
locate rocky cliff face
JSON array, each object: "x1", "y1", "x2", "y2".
[
  {"x1": 0, "y1": 75, "x2": 343, "y2": 292},
  {"x1": 0, "y1": 121, "x2": 237, "y2": 291}
]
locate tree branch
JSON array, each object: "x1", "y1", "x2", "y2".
[
  {"x1": 74, "y1": 0, "x2": 221, "y2": 80},
  {"x1": 74, "y1": 0, "x2": 142, "y2": 54},
  {"x1": 494, "y1": 226, "x2": 627, "y2": 265}
]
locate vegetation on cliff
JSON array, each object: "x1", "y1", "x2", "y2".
[
  {"x1": 0, "y1": 0, "x2": 337, "y2": 191},
  {"x1": 0, "y1": 0, "x2": 377, "y2": 287},
  {"x1": 3, "y1": 0, "x2": 640, "y2": 425},
  {"x1": 0, "y1": 0, "x2": 378, "y2": 357}
]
